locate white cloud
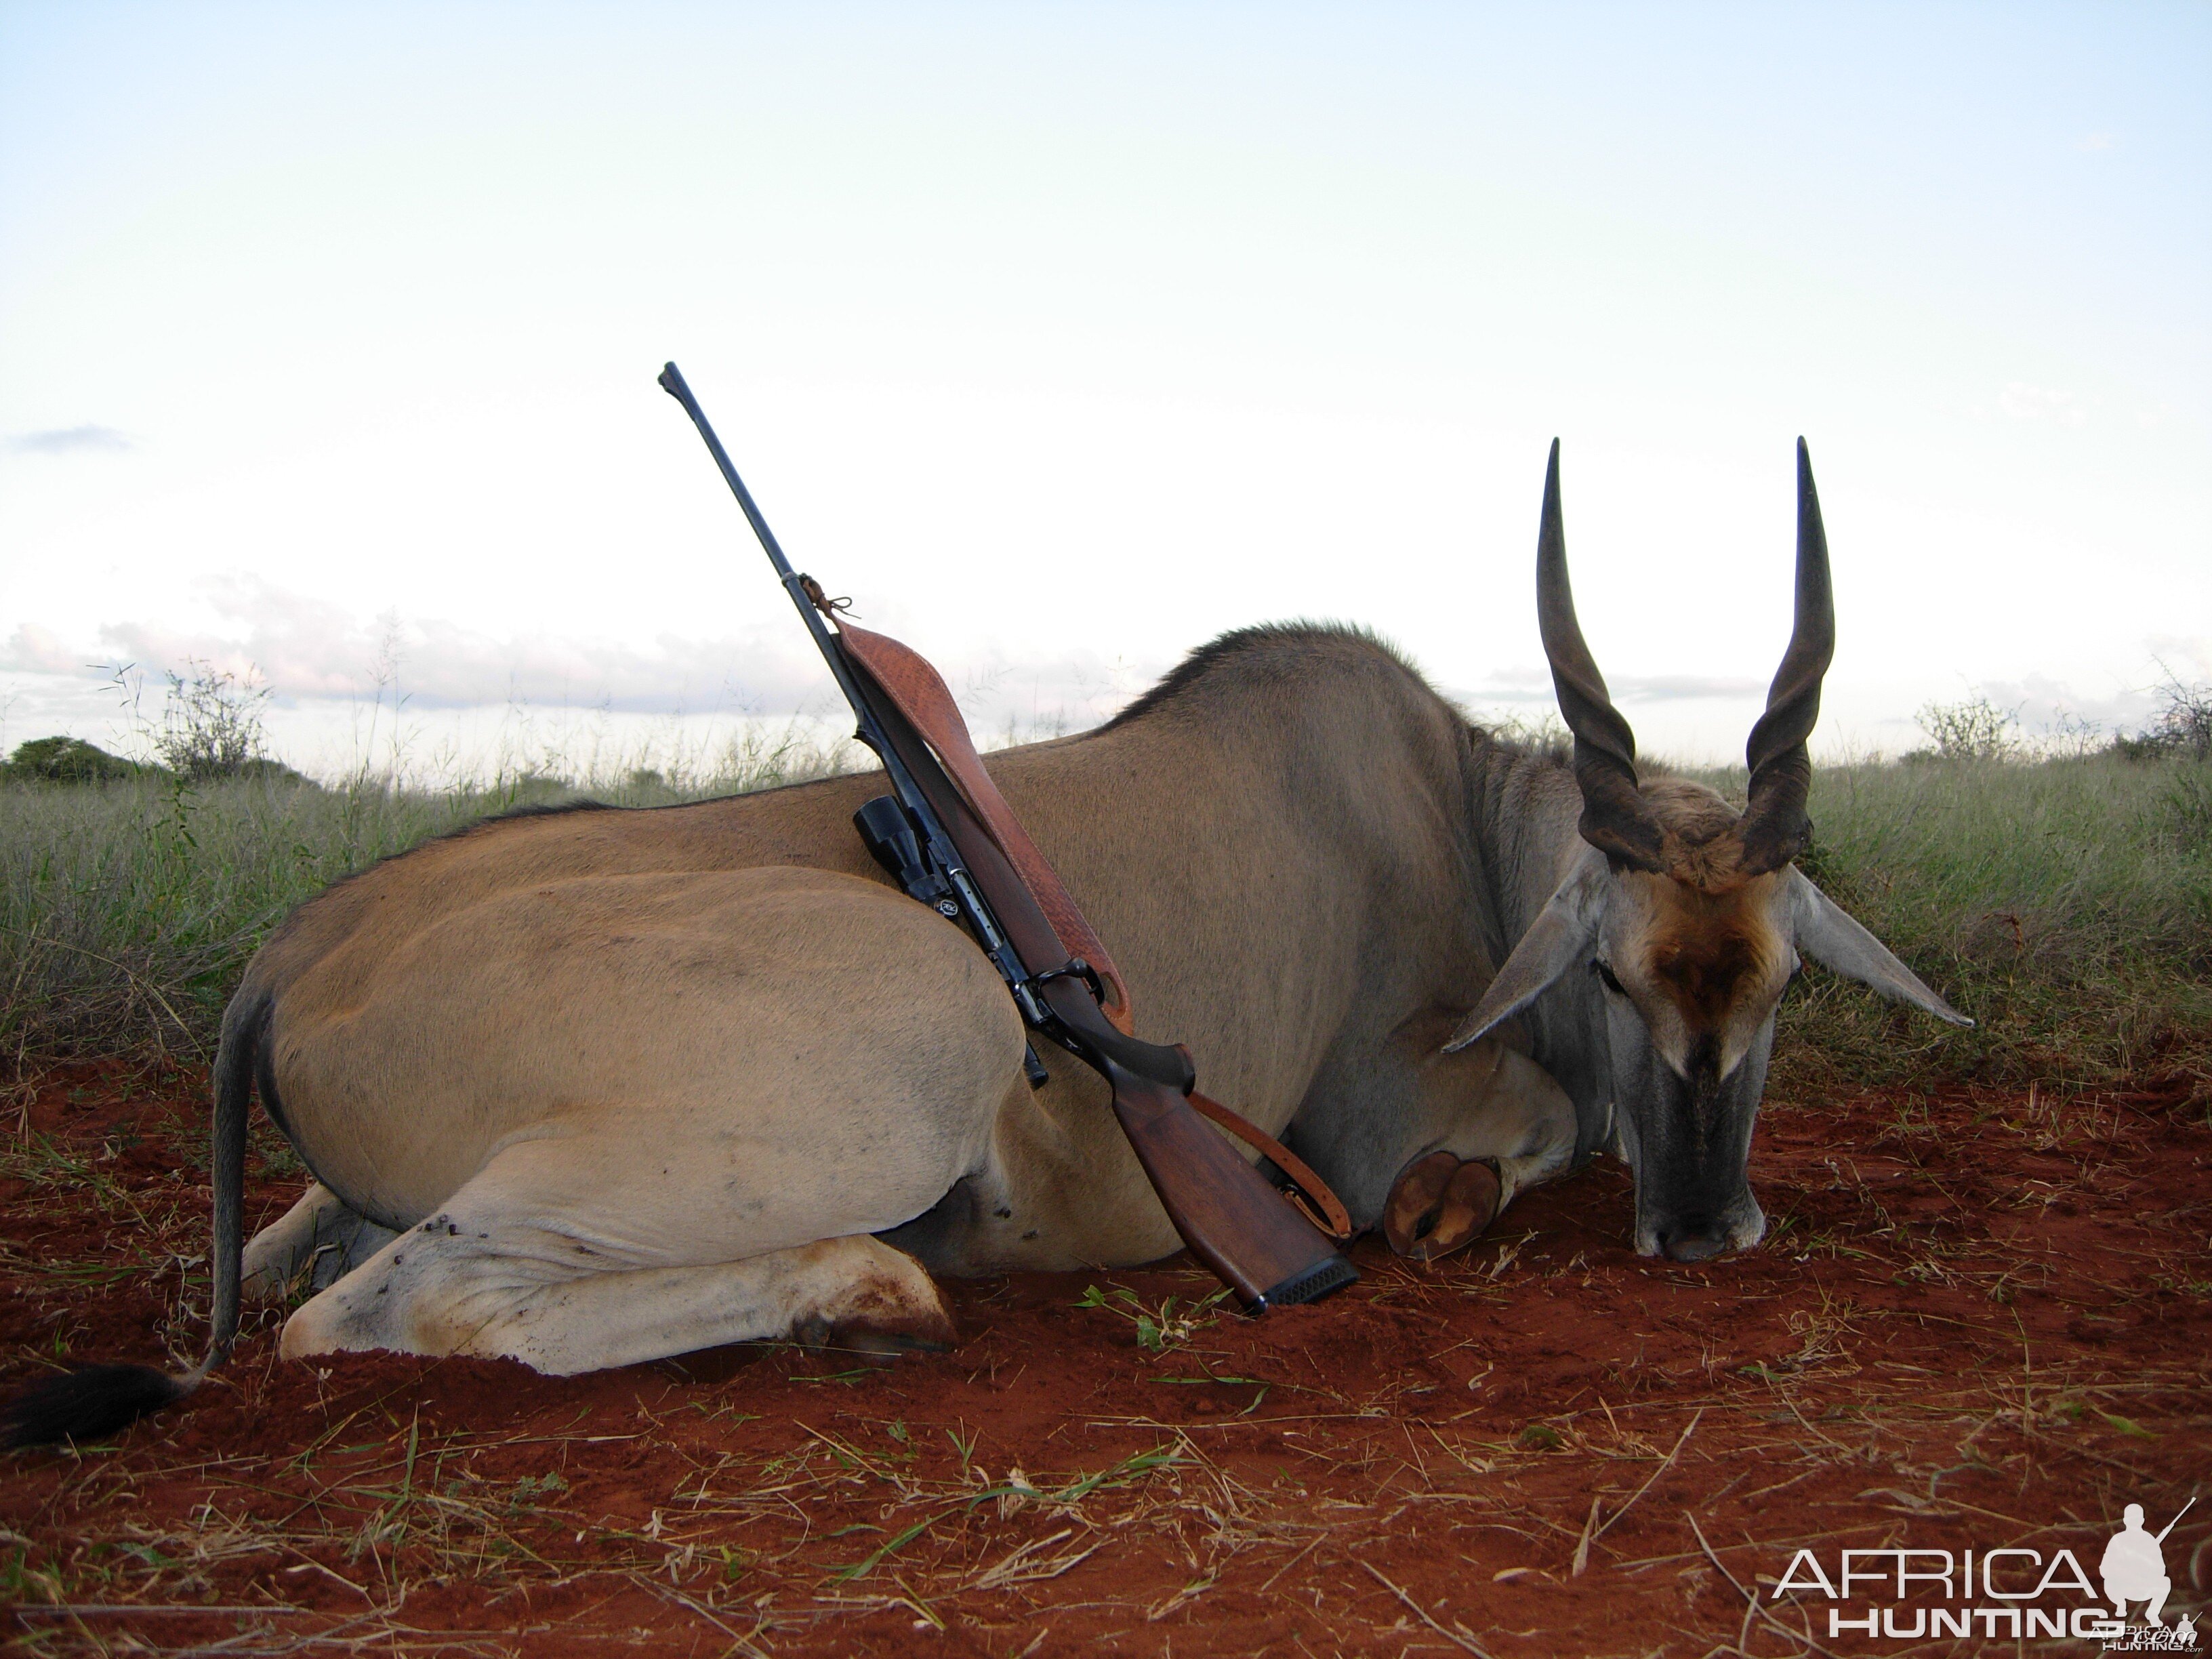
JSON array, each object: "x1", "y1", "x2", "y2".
[
  {"x1": 1454, "y1": 665, "x2": 1765, "y2": 705},
  {"x1": 35, "y1": 580, "x2": 838, "y2": 713},
  {"x1": 1969, "y1": 672, "x2": 2145, "y2": 733},
  {"x1": 0, "y1": 623, "x2": 90, "y2": 676},
  {"x1": 0, "y1": 579, "x2": 1166, "y2": 735},
  {"x1": 5, "y1": 425, "x2": 134, "y2": 455}
]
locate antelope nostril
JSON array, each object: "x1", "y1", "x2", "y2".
[{"x1": 1660, "y1": 1224, "x2": 1728, "y2": 1264}]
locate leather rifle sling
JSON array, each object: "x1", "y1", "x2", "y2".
[
  {"x1": 1189, "y1": 1092, "x2": 1353, "y2": 1243},
  {"x1": 821, "y1": 600, "x2": 1355, "y2": 1245},
  {"x1": 831, "y1": 611, "x2": 1134, "y2": 1033}
]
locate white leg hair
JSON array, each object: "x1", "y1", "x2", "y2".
[
  {"x1": 272, "y1": 1103, "x2": 973, "y2": 1374},
  {"x1": 281, "y1": 1228, "x2": 952, "y2": 1374}
]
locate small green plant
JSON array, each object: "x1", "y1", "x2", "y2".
[
  {"x1": 2164, "y1": 766, "x2": 2212, "y2": 853},
  {"x1": 1076, "y1": 1284, "x2": 1229, "y2": 1350},
  {"x1": 510, "y1": 1471, "x2": 569, "y2": 1504}
]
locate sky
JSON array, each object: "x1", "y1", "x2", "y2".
[{"x1": 2, "y1": 1, "x2": 2207, "y2": 777}]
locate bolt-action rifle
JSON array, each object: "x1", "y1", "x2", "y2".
[{"x1": 658, "y1": 362, "x2": 1355, "y2": 1311}]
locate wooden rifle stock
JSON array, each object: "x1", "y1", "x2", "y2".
[{"x1": 1038, "y1": 979, "x2": 1358, "y2": 1308}]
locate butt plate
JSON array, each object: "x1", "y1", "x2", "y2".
[{"x1": 1256, "y1": 1253, "x2": 1360, "y2": 1312}]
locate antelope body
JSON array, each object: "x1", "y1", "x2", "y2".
[
  {"x1": 5, "y1": 440, "x2": 1963, "y2": 1446},
  {"x1": 228, "y1": 624, "x2": 1583, "y2": 1372}
]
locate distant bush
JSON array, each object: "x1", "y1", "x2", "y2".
[
  {"x1": 1906, "y1": 695, "x2": 2021, "y2": 763},
  {"x1": 2114, "y1": 674, "x2": 2212, "y2": 763},
  {"x1": 153, "y1": 660, "x2": 277, "y2": 781},
  {"x1": 2, "y1": 736, "x2": 147, "y2": 783},
  {"x1": 230, "y1": 756, "x2": 319, "y2": 788},
  {"x1": 3, "y1": 664, "x2": 319, "y2": 792}
]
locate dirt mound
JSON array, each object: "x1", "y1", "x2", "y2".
[{"x1": 3, "y1": 1063, "x2": 2207, "y2": 1654}]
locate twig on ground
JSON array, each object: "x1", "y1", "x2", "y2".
[
  {"x1": 1593, "y1": 1408, "x2": 1705, "y2": 1546},
  {"x1": 1571, "y1": 1496, "x2": 1601, "y2": 1577},
  {"x1": 1687, "y1": 1511, "x2": 1843, "y2": 1659},
  {"x1": 1356, "y1": 1558, "x2": 1496, "y2": 1658}
]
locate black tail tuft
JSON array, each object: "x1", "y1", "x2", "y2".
[
  {"x1": 7, "y1": 990, "x2": 260, "y2": 1453},
  {"x1": 3, "y1": 1364, "x2": 194, "y2": 1450}
]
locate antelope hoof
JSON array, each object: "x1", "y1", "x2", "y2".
[
  {"x1": 805, "y1": 1309, "x2": 960, "y2": 1371},
  {"x1": 1384, "y1": 1151, "x2": 1456, "y2": 1258},
  {"x1": 1384, "y1": 1152, "x2": 1502, "y2": 1261},
  {"x1": 836, "y1": 1326, "x2": 956, "y2": 1367}
]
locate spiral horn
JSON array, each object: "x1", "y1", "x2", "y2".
[{"x1": 1535, "y1": 441, "x2": 1666, "y2": 872}]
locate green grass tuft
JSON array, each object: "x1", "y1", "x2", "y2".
[
  {"x1": 0, "y1": 728, "x2": 857, "y2": 1065},
  {"x1": 1762, "y1": 752, "x2": 2212, "y2": 1093}
]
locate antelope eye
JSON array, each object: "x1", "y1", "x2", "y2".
[{"x1": 1591, "y1": 959, "x2": 1626, "y2": 996}]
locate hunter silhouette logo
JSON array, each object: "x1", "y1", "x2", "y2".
[
  {"x1": 1770, "y1": 1495, "x2": 2201, "y2": 1646},
  {"x1": 2102, "y1": 1500, "x2": 2190, "y2": 1629}
]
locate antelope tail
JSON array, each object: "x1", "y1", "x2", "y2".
[{"x1": 2, "y1": 997, "x2": 260, "y2": 1449}]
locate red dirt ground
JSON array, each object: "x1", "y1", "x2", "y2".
[{"x1": 3, "y1": 1061, "x2": 2207, "y2": 1657}]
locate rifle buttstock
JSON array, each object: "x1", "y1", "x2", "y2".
[{"x1": 1108, "y1": 1072, "x2": 1358, "y2": 1311}]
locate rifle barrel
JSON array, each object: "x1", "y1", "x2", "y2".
[
  {"x1": 657, "y1": 363, "x2": 797, "y2": 581},
  {"x1": 657, "y1": 362, "x2": 884, "y2": 754}
]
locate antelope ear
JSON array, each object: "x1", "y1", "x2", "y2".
[
  {"x1": 1788, "y1": 869, "x2": 1971, "y2": 1026},
  {"x1": 1445, "y1": 850, "x2": 1606, "y2": 1052}
]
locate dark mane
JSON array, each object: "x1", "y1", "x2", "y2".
[
  {"x1": 427, "y1": 795, "x2": 614, "y2": 842},
  {"x1": 1466, "y1": 720, "x2": 1572, "y2": 769},
  {"x1": 1103, "y1": 622, "x2": 1419, "y2": 731}
]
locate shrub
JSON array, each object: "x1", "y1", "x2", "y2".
[
  {"x1": 2, "y1": 736, "x2": 146, "y2": 784},
  {"x1": 1908, "y1": 695, "x2": 2020, "y2": 763},
  {"x1": 153, "y1": 661, "x2": 275, "y2": 781},
  {"x1": 2116, "y1": 674, "x2": 2212, "y2": 762}
]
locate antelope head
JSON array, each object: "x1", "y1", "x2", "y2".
[{"x1": 1448, "y1": 440, "x2": 1968, "y2": 1263}]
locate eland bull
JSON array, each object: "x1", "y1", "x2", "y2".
[{"x1": 5, "y1": 438, "x2": 1965, "y2": 1447}]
